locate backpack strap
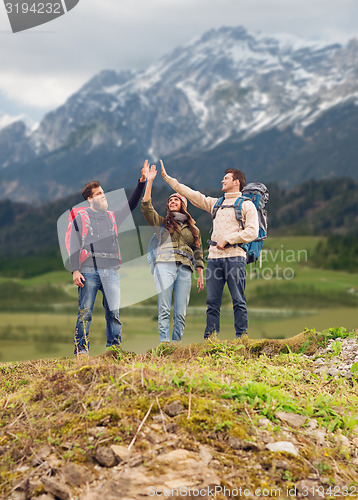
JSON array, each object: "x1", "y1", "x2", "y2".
[
  {"x1": 209, "y1": 196, "x2": 224, "y2": 238},
  {"x1": 234, "y1": 197, "x2": 245, "y2": 230},
  {"x1": 107, "y1": 210, "x2": 118, "y2": 236},
  {"x1": 211, "y1": 196, "x2": 225, "y2": 221},
  {"x1": 77, "y1": 209, "x2": 92, "y2": 247},
  {"x1": 73, "y1": 209, "x2": 92, "y2": 265}
]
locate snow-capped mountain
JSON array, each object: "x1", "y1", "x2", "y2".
[{"x1": 1, "y1": 26, "x2": 358, "y2": 201}]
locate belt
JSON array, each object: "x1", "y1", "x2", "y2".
[
  {"x1": 90, "y1": 252, "x2": 119, "y2": 259},
  {"x1": 157, "y1": 249, "x2": 195, "y2": 264}
]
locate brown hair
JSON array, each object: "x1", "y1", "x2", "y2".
[
  {"x1": 82, "y1": 181, "x2": 100, "y2": 200},
  {"x1": 225, "y1": 169, "x2": 246, "y2": 190},
  {"x1": 164, "y1": 200, "x2": 201, "y2": 248}
]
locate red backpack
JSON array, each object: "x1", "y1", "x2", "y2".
[{"x1": 65, "y1": 207, "x2": 118, "y2": 266}]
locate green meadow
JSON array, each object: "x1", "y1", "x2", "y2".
[{"x1": 0, "y1": 237, "x2": 357, "y2": 362}]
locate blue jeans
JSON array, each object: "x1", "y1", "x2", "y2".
[
  {"x1": 205, "y1": 257, "x2": 247, "y2": 338},
  {"x1": 154, "y1": 262, "x2": 192, "y2": 342},
  {"x1": 74, "y1": 267, "x2": 122, "y2": 354}
]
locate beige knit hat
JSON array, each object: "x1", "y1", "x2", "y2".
[{"x1": 168, "y1": 192, "x2": 188, "y2": 208}]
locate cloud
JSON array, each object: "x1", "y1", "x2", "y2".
[{"x1": 0, "y1": 0, "x2": 357, "y2": 119}]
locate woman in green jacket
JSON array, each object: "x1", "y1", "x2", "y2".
[{"x1": 141, "y1": 162, "x2": 204, "y2": 343}]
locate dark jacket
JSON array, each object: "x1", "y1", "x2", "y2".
[
  {"x1": 70, "y1": 180, "x2": 145, "y2": 272},
  {"x1": 141, "y1": 198, "x2": 204, "y2": 271}
]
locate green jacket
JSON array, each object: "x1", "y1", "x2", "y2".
[{"x1": 141, "y1": 199, "x2": 204, "y2": 271}]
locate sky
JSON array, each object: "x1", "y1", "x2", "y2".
[{"x1": 0, "y1": 0, "x2": 357, "y2": 124}]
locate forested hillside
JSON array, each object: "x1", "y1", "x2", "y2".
[{"x1": 0, "y1": 178, "x2": 357, "y2": 276}]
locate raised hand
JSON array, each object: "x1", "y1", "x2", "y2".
[
  {"x1": 140, "y1": 159, "x2": 150, "y2": 182},
  {"x1": 147, "y1": 164, "x2": 157, "y2": 182},
  {"x1": 160, "y1": 159, "x2": 167, "y2": 178}
]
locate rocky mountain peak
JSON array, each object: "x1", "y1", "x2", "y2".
[{"x1": 0, "y1": 25, "x2": 357, "y2": 202}]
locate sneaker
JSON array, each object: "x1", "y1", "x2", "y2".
[
  {"x1": 75, "y1": 350, "x2": 89, "y2": 358},
  {"x1": 204, "y1": 331, "x2": 218, "y2": 340},
  {"x1": 236, "y1": 332, "x2": 248, "y2": 338}
]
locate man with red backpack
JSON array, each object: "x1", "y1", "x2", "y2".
[{"x1": 69, "y1": 165, "x2": 146, "y2": 356}]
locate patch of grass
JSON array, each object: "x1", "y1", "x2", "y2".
[{"x1": 1, "y1": 330, "x2": 358, "y2": 498}]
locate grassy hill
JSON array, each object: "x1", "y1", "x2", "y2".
[{"x1": 1, "y1": 330, "x2": 358, "y2": 499}]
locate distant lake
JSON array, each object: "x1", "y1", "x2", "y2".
[{"x1": 0, "y1": 306, "x2": 356, "y2": 363}]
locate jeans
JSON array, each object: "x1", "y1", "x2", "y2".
[
  {"x1": 74, "y1": 267, "x2": 122, "y2": 354},
  {"x1": 154, "y1": 262, "x2": 192, "y2": 342},
  {"x1": 205, "y1": 257, "x2": 247, "y2": 338}
]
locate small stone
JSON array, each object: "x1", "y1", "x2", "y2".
[
  {"x1": 199, "y1": 445, "x2": 212, "y2": 466},
  {"x1": 41, "y1": 477, "x2": 70, "y2": 500},
  {"x1": 87, "y1": 426, "x2": 109, "y2": 437},
  {"x1": 228, "y1": 436, "x2": 243, "y2": 450},
  {"x1": 94, "y1": 447, "x2": 118, "y2": 467},
  {"x1": 329, "y1": 356, "x2": 340, "y2": 364},
  {"x1": 275, "y1": 459, "x2": 290, "y2": 469},
  {"x1": 150, "y1": 423, "x2": 162, "y2": 431},
  {"x1": 266, "y1": 441, "x2": 299, "y2": 456},
  {"x1": 144, "y1": 431, "x2": 165, "y2": 444},
  {"x1": 163, "y1": 401, "x2": 184, "y2": 417},
  {"x1": 156, "y1": 449, "x2": 193, "y2": 465},
  {"x1": 60, "y1": 442, "x2": 73, "y2": 450},
  {"x1": 310, "y1": 429, "x2": 326, "y2": 445},
  {"x1": 314, "y1": 365, "x2": 329, "y2": 374},
  {"x1": 306, "y1": 419, "x2": 318, "y2": 431},
  {"x1": 276, "y1": 411, "x2": 307, "y2": 428},
  {"x1": 80, "y1": 494, "x2": 103, "y2": 500},
  {"x1": 63, "y1": 463, "x2": 93, "y2": 487},
  {"x1": 242, "y1": 441, "x2": 261, "y2": 452},
  {"x1": 30, "y1": 446, "x2": 52, "y2": 467},
  {"x1": 110, "y1": 444, "x2": 132, "y2": 463},
  {"x1": 258, "y1": 418, "x2": 270, "y2": 427},
  {"x1": 335, "y1": 433, "x2": 350, "y2": 447},
  {"x1": 328, "y1": 368, "x2": 340, "y2": 377},
  {"x1": 166, "y1": 422, "x2": 178, "y2": 433},
  {"x1": 15, "y1": 465, "x2": 30, "y2": 473}
]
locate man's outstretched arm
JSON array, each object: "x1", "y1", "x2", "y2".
[
  {"x1": 115, "y1": 162, "x2": 147, "y2": 225},
  {"x1": 160, "y1": 160, "x2": 216, "y2": 214}
]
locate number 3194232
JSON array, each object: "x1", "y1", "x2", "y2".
[{"x1": 5, "y1": 3, "x2": 62, "y2": 14}]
